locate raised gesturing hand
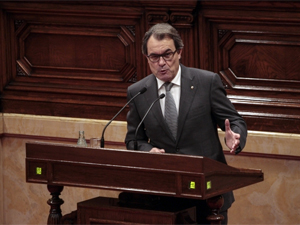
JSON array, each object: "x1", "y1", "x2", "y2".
[{"x1": 224, "y1": 119, "x2": 241, "y2": 154}]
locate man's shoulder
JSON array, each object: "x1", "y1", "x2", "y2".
[
  {"x1": 181, "y1": 64, "x2": 218, "y2": 79},
  {"x1": 128, "y1": 74, "x2": 155, "y2": 92}
]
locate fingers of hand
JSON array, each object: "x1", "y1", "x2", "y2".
[
  {"x1": 230, "y1": 139, "x2": 240, "y2": 152},
  {"x1": 150, "y1": 148, "x2": 165, "y2": 153},
  {"x1": 225, "y1": 119, "x2": 230, "y2": 131}
]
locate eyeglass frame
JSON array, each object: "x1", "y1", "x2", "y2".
[{"x1": 146, "y1": 49, "x2": 178, "y2": 63}]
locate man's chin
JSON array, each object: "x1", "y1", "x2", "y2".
[{"x1": 157, "y1": 74, "x2": 173, "y2": 82}]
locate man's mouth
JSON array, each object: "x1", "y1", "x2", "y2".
[{"x1": 160, "y1": 69, "x2": 167, "y2": 75}]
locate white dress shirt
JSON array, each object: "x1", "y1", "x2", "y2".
[{"x1": 156, "y1": 65, "x2": 181, "y2": 116}]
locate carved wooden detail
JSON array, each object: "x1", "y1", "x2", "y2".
[
  {"x1": 202, "y1": 3, "x2": 300, "y2": 133},
  {"x1": 14, "y1": 19, "x2": 26, "y2": 31},
  {"x1": 146, "y1": 11, "x2": 195, "y2": 27},
  {"x1": 125, "y1": 25, "x2": 136, "y2": 37},
  {"x1": 146, "y1": 11, "x2": 170, "y2": 24},
  {"x1": 170, "y1": 12, "x2": 194, "y2": 25},
  {"x1": 219, "y1": 30, "x2": 300, "y2": 90},
  {"x1": 1, "y1": 1, "x2": 300, "y2": 133},
  {"x1": 16, "y1": 64, "x2": 26, "y2": 76},
  {"x1": 15, "y1": 23, "x2": 136, "y2": 81},
  {"x1": 218, "y1": 29, "x2": 229, "y2": 40},
  {"x1": 220, "y1": 32, "x2": 300, "y2": 132}
]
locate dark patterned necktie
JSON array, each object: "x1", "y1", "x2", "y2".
[{"x1": 164, "y1": 82, "x2": 178, "y2": 139}]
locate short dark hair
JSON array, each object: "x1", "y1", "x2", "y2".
[{"x1": 142, "y1": 23, "x2": 184, "y2": 55}]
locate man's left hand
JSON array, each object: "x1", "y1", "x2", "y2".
[{"x1": 224, "y1": 119, "x2": 241, "y2": 154}]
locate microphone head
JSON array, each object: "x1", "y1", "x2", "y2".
[
  {"x1": 139, "y1": 87, "x2": 147, "y2": 94},
  {"x1": 159, "y1": 93, "x2": 165, "y2": 99}
]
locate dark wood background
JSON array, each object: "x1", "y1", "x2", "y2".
[{"x1": 0, "y1": 1, "x2": 299, "y2": 134}]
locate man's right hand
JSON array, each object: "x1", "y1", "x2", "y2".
[{"x1": 150, "y1": 148, "x2": 165, "y2": 153}]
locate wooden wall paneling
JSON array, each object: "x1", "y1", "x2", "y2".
[
  {"x1": 0, "y1": 8, "x2": 4, "y2": 93},
  {"x1": 2, "y1": 1, "x2": 300, "y2": 133},
  {"x1": 197, "y1": 10, "x2": 211, "y2": 71},
  {"x1": 15, "y1": 25, "x2": 136, "y2": 82},
  {"x1": 175, "y1": 25, "x2": 199, "y2": 68},
  {"x1": 0, "y1": 7, "x2": 14, "y2": 93},
  {"x1": 0, "y1": 1, "x2": 147, "y2": 120},
  {"x1": 199, "y1": 1, "x2": 300, "y2": 133},
  {"x1": 0, "y1": 1, "x2": 198, "y2": 121}
]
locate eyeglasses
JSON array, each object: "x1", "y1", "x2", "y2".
[{"x1": 147, "y1": 49, "x2": 178, "y2": 63}]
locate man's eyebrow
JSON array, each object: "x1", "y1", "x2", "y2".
[{"x1": 148, "y1": 49, "x2": 173, "y2": 56}]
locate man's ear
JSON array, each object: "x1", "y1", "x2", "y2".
[{"x1": 178, "y1": 49, "x2": 183, "y2": 59}]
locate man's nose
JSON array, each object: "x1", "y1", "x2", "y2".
[{"x1": 158, "y1": 56, "x2": 166, "y2": 65}]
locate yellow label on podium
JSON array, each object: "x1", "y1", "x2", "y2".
[
  {"x1": 36, "y1": 167, "x2": 42, "y2": 175},
  {"x1": 189, "y1": 181, "x2": 196, "y2": 189},
  {"x1": 206, "y1": 181, "x2": 211, "y2": 190}
]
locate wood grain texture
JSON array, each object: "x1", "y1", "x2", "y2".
[{"x1": 0, "y1": 1, "x2": 300, "y2": 133}]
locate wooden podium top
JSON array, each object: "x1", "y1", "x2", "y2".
[{"x1": 26, "y1": 141, "x2": 263, "y2": 200}]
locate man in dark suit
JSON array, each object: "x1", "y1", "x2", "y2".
[{"x1": 125, "y1": 23, "x2": 247, "y2": 224}]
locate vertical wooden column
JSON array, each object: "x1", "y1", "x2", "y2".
[{"x1": 47, "y1": 185, "x2": 64, "y2": 225}]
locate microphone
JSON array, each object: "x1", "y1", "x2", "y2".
[
  {"x1": 100, "y1": 87, "x2": 147, "y2": 148},
  {"x1": 134, "y1": 93, "x2": 165, "y2": 150}
]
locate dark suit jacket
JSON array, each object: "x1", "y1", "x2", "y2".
[{"x1": 125, "y1": 64, "x2": 247, "y2": 210}]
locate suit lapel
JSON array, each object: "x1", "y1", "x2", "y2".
[
  {"x1": 144, "y1": 75, "x2": 168, "y2": 133},
  {"x1": 177, "y1": 65, "x2": 196, "y2": 143}
]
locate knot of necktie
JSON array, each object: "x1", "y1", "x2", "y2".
[{"x1": 164, "y1": 82, "x2": 174, "y2": 92}]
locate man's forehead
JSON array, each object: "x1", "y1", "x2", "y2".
[{"x1": 147, "y1": 36, "x2": 175, "y2": 53}]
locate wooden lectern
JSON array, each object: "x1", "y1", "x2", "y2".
[{"x1": 26, "y1": 142, "x2": 263, "y2": 224}]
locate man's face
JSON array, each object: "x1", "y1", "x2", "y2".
[{"x1": 146, "y1": 35, "x2": 182, "y2": 83}]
